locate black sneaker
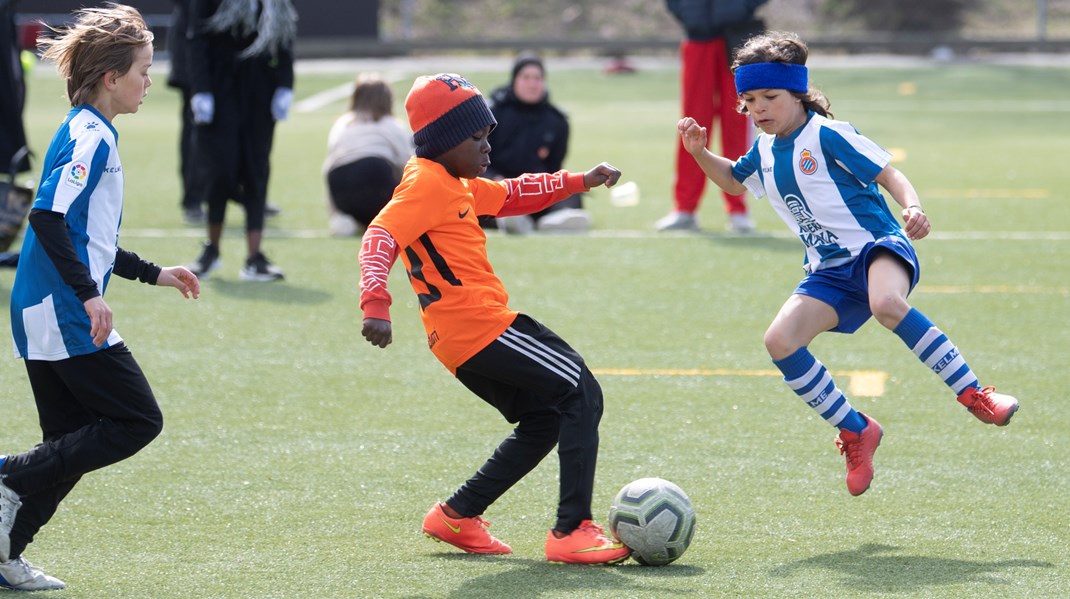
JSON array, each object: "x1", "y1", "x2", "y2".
[
  {"x1": 239, "y1": 252, "x2": 284, "y2": 281},
  {"x1": 188, "y1": 242, "x2": 220, "y2": 279}
]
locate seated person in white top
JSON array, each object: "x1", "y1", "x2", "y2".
[{"x1": 323, "y1": 73, "x2": 413, "y2": 236}]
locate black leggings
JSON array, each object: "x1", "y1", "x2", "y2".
[
  {"x1": 326, "y1": 157, "x2": 400, "y2": 228},
  {"x1": 1, "y1": 344, "x2": 162, "y2": 558},
  {"x1": 452, "y1": 314, "x2": 603, "y2": 533}
]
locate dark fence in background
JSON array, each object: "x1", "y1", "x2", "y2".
[{"x1": 15, "y1": 0, "x2": 1070, "y2": 57}]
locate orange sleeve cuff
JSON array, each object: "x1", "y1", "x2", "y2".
[{"x1": 565, "y1": 172, "x2": 588, "y2": 193}]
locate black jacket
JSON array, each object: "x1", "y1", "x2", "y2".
[
  {"x1": 665, "y1": 0, "x2": 767, "y2": 41},
  {"x1": 485, "y1": 85, "x2": 569, "y2": 180}
]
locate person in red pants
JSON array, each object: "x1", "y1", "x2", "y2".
[{"x1": 657, "y1": 0, "x2": 767, "y2": 232}]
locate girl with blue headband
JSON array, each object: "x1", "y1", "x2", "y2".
[{"x1": 678, "y1": 31, "x2": 1019, "y2": 496}]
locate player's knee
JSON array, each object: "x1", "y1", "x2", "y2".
[
  {"x1": 870, "y1": 294, "x2": 910, "y2": 329},
  {"x1": 763, "y1": 326, "x2": 795, "y2": 360}
]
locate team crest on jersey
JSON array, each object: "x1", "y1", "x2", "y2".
[
  {"x1": 798, "y1": 149, "x2": 819, "y2": 175},
  {"x1": 65, "y1": 162, "x2": 89, "y2": 189}
]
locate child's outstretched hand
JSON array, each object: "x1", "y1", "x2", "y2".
[
  {"x1": 157, "y1": 266, "x2": 201, "y2": 299},
  {"x1": 678, "y1": 117, "x2": 708, "y2": 156},
  {"x1": 583, "y1": 162, "x2": 621, "y2": 189},
  {"x1": 362, "y1": 317, "x2": 392, "y2": 348}
]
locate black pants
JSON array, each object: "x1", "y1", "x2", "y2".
[
  {"x1": 191, "y1": 62, "x2": 276, "y2": 232},
  {"x1": 452, "y1": 314, "x2": 603, "y2": 533},
  {"x1": 326, "y1": 157, "x2": 399, "y2": 228},
  {"x1": 177, "y1": 87, "x2": 198, "y2": 211},
  {"x1": 0, "y1": 344, "x2": 163, "y2": 558}
]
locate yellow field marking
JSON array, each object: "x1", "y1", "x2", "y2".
[
  {"x1": 924, "y1": 189, "x2": 1050, "y2": 199},
  {"x1": 592, "y1": 368, "x2": 888, "y2": 397},
  {"x1": 917, "y1": 285, "x2": 1069, "y2": 295}
]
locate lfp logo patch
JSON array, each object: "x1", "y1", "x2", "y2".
[
  {"x1": 66, "y1": 162, "x2": 88, "y2": 189},
  {"x1": 798, "y1": 150, "x2": 818, "y2": 175}
]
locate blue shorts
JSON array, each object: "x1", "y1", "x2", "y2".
[{"x1": 794, "y1": 236, "x2": 920, "y2": 334}]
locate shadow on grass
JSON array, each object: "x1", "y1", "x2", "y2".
[
  {"x1": 771, "y1": 543, "x2": 1053, "y2": 592},
  {"x1": 400, "y1": 555, "x2": 706, "y2": 599},
  {"x1": 205, "y1": 279, "x2": 332, "y2": 304},
  {"x1": 696, "y1": 230, "x2": 798, "y2": 254}
]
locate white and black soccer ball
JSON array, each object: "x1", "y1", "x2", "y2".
[{"x1": 608, "y1": 477, "x2": 696, "y2": 566}]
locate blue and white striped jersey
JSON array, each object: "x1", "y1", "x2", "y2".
[
  {"x1": 10, "y1": 105, "x2": 124, "y2": 360},
  {"x1": 732, "y1": 112, "x2": 906, "y2": 273}
]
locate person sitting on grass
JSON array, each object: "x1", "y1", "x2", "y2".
[
  {"x1": 678, "y1": 31, "x2": 1018, "y2": 497},
  {"x1": 357, "y1": 72, "x2": 630, "y2": 565}
]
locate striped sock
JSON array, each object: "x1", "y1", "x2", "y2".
[
  {"x1": 893, "y1": 308, "x2": 979, "y2": 395},
  {"x1": 773, "y1": 347, "x2": 867, "y2": 433}
]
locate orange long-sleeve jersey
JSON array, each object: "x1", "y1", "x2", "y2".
[{"x1": 359, "y1": 156, "x2": 588, "y2": 373}]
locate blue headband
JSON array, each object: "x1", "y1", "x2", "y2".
[{"x1": 734, "y1": 62, "x2": 809, "y2": 94}]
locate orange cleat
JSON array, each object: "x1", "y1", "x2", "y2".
[
  {"x1": 545, "y1": 520, "x2": 631, "y2": 565},
  {"x1": 421, "y1": 502, "x2": 512, "y2": 555},
  {"x1": 957, "y1": 386, "x2": 1019, "y2": 426},
  {"x1": 835, "y1": 413, "x2": 883, "y2": 496}
]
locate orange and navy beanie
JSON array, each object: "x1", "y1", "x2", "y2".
[{"x1": 405, "y1": 73, "x2": 497, "y2": 159}]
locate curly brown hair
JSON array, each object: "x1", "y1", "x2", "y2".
[
  {"x1": 731, "y1": 31, "x2": 833, "y2": 119},
  {"x1": 37, "y1": 3, "x2": 153, "y2": 107}
]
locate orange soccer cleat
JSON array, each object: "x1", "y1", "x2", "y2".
[
  {"x1": 544, "y1": 520, "x2": 631, "y2": 565},
  {"x1": 957, "y1": 386, "x2": 1019, "y2": 426},
  {"x1": 421, "y1": 502, "x2": 512, "y2": 555},
  {"x1": 835, "y1": 413, "x2": 884, "y2": 496}
]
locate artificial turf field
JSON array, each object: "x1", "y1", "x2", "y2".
[{"x1": 1, "y1": 55, "x2": 1068, "y2": 598}]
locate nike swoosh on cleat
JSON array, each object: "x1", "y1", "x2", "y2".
[
  {"x1": 458, "y1": 208, "x2": 470, "y2": 219},
  {"x1": 439, "y1": 517, "x2": 462, "y2": 534},
  {"x1": 573, "y1": 543, "x2": 625, "y2": 553}
]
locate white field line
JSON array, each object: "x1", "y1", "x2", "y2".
[
  {"x1": 294, "y1": 83, "x2": 354, "y2": 113},
  {"x1": 593, "y1": 368, "x2": 888, "y2": 397},
  {"x1": 120, "y1": 228, "x2": 1070, "y2": 242}
]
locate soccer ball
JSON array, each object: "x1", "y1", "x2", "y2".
[{"x1": 607, "y1": 477, "x2": 696, "y2": 566}]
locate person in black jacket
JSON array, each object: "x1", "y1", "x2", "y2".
[
  {"x1": 484, "y1": 54, "x2": 591, "y2": 234},
  {"x1": 166, "y1": 0, "x2": 204, "y2": 225},
  {"x1": 185, "y1": 0, "x2": 295, "y2": 281}
]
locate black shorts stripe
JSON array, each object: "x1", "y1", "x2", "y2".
[{"x1": 499, "y1": 327, "x2": 581, "y2": 387}]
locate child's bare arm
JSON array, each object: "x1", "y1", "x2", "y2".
[
  {"x1": 678, "y1": 117, "x2": 748, "y2": 196},
  {"x1": 875, "y1": 165, "x2": 930, "y2": 241}
]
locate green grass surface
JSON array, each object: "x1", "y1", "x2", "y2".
[{"x1": 1, "y1": 58, "x2": 1068, "y2": 597}]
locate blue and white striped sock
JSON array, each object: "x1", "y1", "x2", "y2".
[
  {"x1": 893, "y1": 308, "x2": 979, "y2": 395},
  {"x1": 773, "y1": 347, "x2": 867, "y2": 433}
]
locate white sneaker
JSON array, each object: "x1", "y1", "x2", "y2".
[
  {"x1": 655, "y1": 211, "x2": 699, "y2": 231},
  {"x1": 0, "y1": 557, "x2": 66, "y2": 591},
  {"x1": 727, "y1": 213, "x2": 756, "y2": 233},
  {"x1": 497, "y1": 215, "x2": 535, "y2": 235},
  {"x1": 536, "y1": 208, "x2": 592, "y2": 233},
  {"x1": 0, "y1": 479, "x2": 20, "y2": 563},
  {"x1": 328, "y1": 212, "x2": 362, "y2": 237}
]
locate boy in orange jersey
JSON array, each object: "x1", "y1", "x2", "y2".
[{"x1": 358, "y1": 73, "x2": 629, "y2": 565}]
